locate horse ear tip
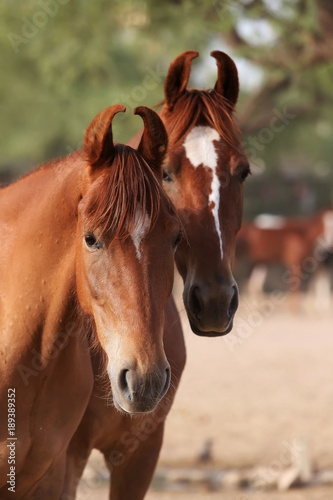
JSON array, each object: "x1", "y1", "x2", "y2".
[
  {"x1": 105, "y1": 104, "x2": 126, "y2": 119},
  {"x1": 210, "y1": 50, "x2": 225, "y2": 60},
  {"x1": 105, "y1": 104, "x2": 126, "y2": 111},
  {"x1": 134, "y1": 106, "x2": 147, "y2": 116},
  {"x1": 211, "y1": 51, "x2": 238, "y2": 72},
  {"x1": 174, "y1": 50, "x2": 199, "y2": 61},
  {"x1": 182, "y1": 50, "x2": 199, "y2": 63},
  {"x1": 94, "y1": 104, "x2": 126, "y2": 125},
  {"x1": 117, "y1": 104, "x2": 126, "y2": 114}
]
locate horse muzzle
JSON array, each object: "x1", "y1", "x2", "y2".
[
  {"x1": 110, "y1": 361, "x2": 171, "y2": 414},
  {"x1": 184, "y1": 279, "x2": 239, "y2": 337}
]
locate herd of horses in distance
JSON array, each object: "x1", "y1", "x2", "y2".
[{"x1": 0, "y1": 50, "x2": 332, "y2": 499}]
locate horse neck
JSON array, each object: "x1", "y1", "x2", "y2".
[
  {"x1": 1, "y1": 151, "x2": 83, "y2": 219},
  {"x1": 0, "y1": 151, "x2": 85, "y2": 358}
]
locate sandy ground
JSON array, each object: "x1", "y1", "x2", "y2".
[
  {"x1": 77, "y1": 288, "x2": 333, "y2": 499},
  {"x1": 146, "y1": 489, "x2": 333, "y2": 500},
  {"x1": 79, "y1": 486, "x2": 333, "y2": 499},
  {"x1": 160, "y1": 292, "x2": 333, "y2": 470}
]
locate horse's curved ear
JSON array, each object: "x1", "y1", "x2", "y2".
[
  {"x1": 134, "y1": 106, "x2": 168, "y2": 181},
  {"x1": 211, "y1": 51, "x2": 239, "y2": 108},
  {"x1": 84, "y1": 104, "x2": 126, "y2": 169},
  {"x1": 164, "y1": 50, "x2": 199, "y2": 109}
]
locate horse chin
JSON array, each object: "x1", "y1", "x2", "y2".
[
  {"x1": 113, "y1": 397, "x2": 158, "y2": 416},
  {"x1": 111, "y1": 383, "x2": 162, "y2": 415},
  {"x1": 189, "y1": 318, "x2": 234, "y2": 337}
]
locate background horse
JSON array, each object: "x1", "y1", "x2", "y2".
[
  {"x1": 235, "y1": 210, "x2": 333, "y2": 305},
  {"x1": 0, "y1": 105, "x2": 181, "y2": 499},
  {"x1": 63, "y1": 51, "x2": 249, "y2": 500}
]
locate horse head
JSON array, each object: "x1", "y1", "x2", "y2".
[
  {"x1": 160, "y1": 51, "x2": 250, "y2": 337},
  {"x1": 76, "y1": 105, "x2": 182, "y2": 413}
]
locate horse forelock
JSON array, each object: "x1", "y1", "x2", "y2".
[
  {"x1": 161, "y1": 89, "x2": 242, "y2": 152},
  {"x1": 84, "y1": 144, "x2": 174, "y2": 243}
]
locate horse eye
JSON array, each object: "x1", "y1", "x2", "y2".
[
  {"x1": 173, "y1": 230, "x2": 183, "y2": 249},
  {"x1": 163, "y1": 169, "x2": 173, "y2": 183},
  {"x1": 239, "y1": 167, "x2": 250, "y2": 183},
  {"x1": 85, "y1": 233, "x2": 101, "y2": 250}
]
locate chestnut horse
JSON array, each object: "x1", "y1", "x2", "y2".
[
  {"x1": 63, "y1": 51, "x2": 249, "y2": 500},
  {"x1": 0, "y1": 105, "x2": 182, "y2": 499},
  {"x1": 236, "y1": 210, "x2": 333, "y2": 295}
]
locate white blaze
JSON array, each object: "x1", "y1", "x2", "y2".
[
  {"x1": 130, "y1": 208, "x2": 149, "y2": 261},
  {"x1": 183, "y1": 126, "x2": 223, "y2": 259}
]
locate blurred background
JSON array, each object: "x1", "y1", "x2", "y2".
[
  {"x1": 2, "y1": 1, "x2": 333, "y2": 499},
  {"x1": 2, "y1": 0, "x2": 333, "y2": 208}
]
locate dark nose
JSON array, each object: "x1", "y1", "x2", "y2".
[
  {"x1": 188, "y1": 282, "x2": 239, "y2": 335},
  {"x1": 117, "y1": 364, "x2": 170, "y2": 413},
  {"x1": 228, "y1": 285, "x2": 239, "y2": 319}
]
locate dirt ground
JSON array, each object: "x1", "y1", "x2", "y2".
[
  {"x1": 77, "y1": 288, "x2": 333, "y2": 499},
  {"x1": 146, "y1": 489, "x2": 333, "y2": 500},
  {"x1": 160, "y1": 291, "x2": 333, "y2": 470},
  {"x1": 79, "y1": 486, "x2": 333, "y2": 499}
]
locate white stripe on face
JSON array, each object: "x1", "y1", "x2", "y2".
[
  {"x1": 131, "y1": 209, "x2": 149, "y2": 261},
  {"x1": 183, "y1": 126, "x2": 223, "y2": 259}
]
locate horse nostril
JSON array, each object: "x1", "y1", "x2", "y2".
[
  {"x1": 189, "y1": 286, "x2": 203, "y2": 320},
  {"x1": 118, "y1": 369, "x2": 128, "y2": 391},
  {"x1": 228, "y1": 286, "x2": 239, "y2": 319},
  {"x1": 160, "y1": 367, "x2": 171, "y2": 398},
  {"x1": 118, "y1": 369, "x2": 132, "y2": 401}
]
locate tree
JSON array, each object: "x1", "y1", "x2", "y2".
[{"x1": 0, "y1": 0, "x2": 332, "y2": 187}]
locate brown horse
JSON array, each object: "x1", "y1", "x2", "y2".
[
  {"x1": 63, "y1": 51, "x2": 249, "y2": 499},
  {"x1": 0, "y1": 105, "x2": 181, "y2": 499},
  {"x1": 236, "y1": 210, "x2": 333, "y2": 295}
]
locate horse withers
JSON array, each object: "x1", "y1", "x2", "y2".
[{"x1": 0, "y1": 105, "x2": 181, "y2": 499}]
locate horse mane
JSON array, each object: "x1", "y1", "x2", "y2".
[
  {"x1": 161, "y1": 89, "x2": 242, "y2": 151},
  {"x1": 84, "y1": 144, "x2": 176, "y2": 242}
]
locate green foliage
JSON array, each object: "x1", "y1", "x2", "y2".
[
  {"x1": 0, "y1": 0, "x2": 216, "y2": 172},
  {"x1": 0, "y1": 0, "x2": 332, "y2": 209}
]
